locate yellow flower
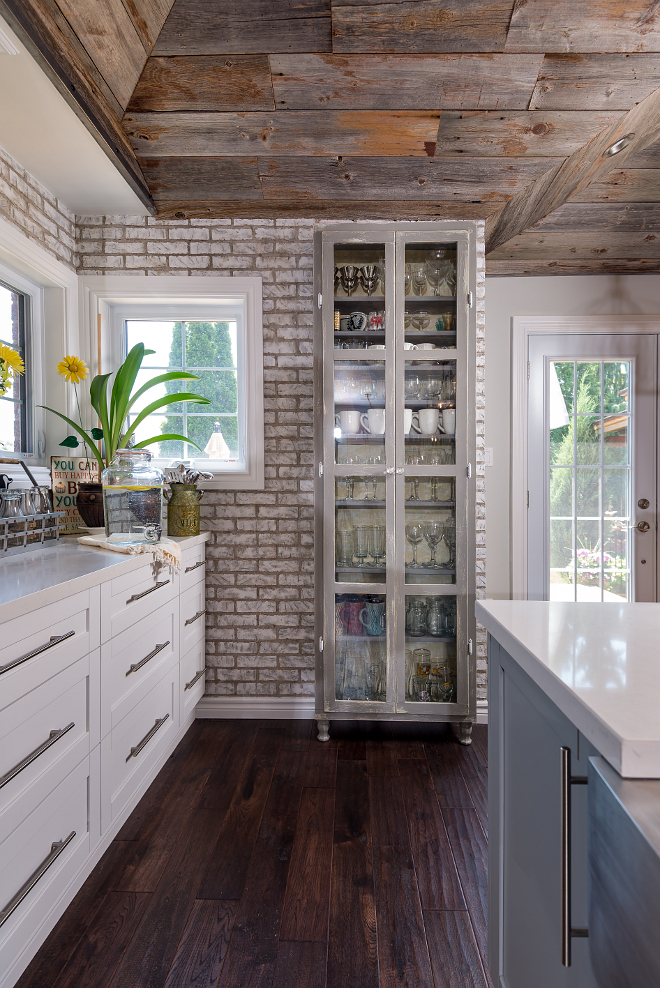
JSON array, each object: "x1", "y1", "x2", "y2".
[
  {"x1": 57, "y1": 355, "x2": 88, "y2": 384},
  {"x1": 0, "y1": 343, "x2": 24, "y2": 377}
]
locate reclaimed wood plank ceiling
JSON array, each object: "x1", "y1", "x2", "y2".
[{"x1": 5, "y1": 0, "x2": 660, "y2": 271}]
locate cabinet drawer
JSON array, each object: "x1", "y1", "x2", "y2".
[
  {"x1": 181, "y1": 543, "x2": 205, "y2": 594},
  {"x1": 180, "y1": 582, "x2": 206, "y2": 654},
  {"x1": 0, "y1": 661, "x2": 90, "y2": 842},
  {"x1": 180, "y1": 639, "x2": 206, "y2": 721},
  {"x1": 0, "y1": 592, "x2": 96, "y2": 710},
  {"x1": 102, "y1": 561, "x2": 176, "y2": 642},
  {"x1": 101, "y1": 671, "x2": 177, "y2": 834},
  {"x1": 101, "y1": 601, "x2": 178, "y2": 738},
  {"x1": 0, "y1": 757, "x2": 90, "y2": 979}
]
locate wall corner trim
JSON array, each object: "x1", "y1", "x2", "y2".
[{"x1": 195, "y1": 696, "x2": 316, "y2": 720}]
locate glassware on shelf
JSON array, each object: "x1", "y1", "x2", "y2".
[
  {"x1": 339, "y1": 264, "x2": 359, "y2": 296},
  {"x1": 343, "y1": 476, "x2": 355, "y2": 501},
  {"x1": 407, "y1": 598, "x2": 427, "y2": 636},
  {"x1": 405, "y1": 374, "x2": 421, "y2": 400},
  {"x1": 354, "y1": 525, "x2": 374, "y2": 566},
  {"x1": 336, "y1": 528, "x2": 354, "y2": 567},
  {"x1": 359, "y1": 264, "x2": 381, "y2": 296},
  {"x1": 359, "y1": 597, "x2": 386, "y2": 636},
  {"x1": 426, "y1": 597, "x2": 445, "y2": 636},
  {"x1": 422, "y1": 521, "x2": 444, "y2": 567},
  {"x1": 412, "y1": 675, "x2": 431, "y2": 701},
  {"x1": 405, "y1": 523, "x2": 424, "y2": 566},
  {"x1": 334, "y1": 266, "x2": 341, "y2": 295},
  {"x1": 411, "y1": 263, "x2": 427, "y2": 296},
  {"x1": 371, "y1": 525, "x2": 386, "y2": 567}
]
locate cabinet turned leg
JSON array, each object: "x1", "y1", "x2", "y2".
[
  {"x1": 459, "y1": 721, "x2": 473, "y2": 746},
  {"x1": 317, "y1": 719, "x2": 330, "y2": 743}
]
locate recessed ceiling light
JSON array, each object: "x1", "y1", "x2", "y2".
[{"x1": 603, "y1": 133, "x2": 636, "y2": 157}]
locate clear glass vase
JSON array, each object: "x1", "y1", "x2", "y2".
[{"x1": 102, "y1": 449, "x2": 163, "y2": 543}]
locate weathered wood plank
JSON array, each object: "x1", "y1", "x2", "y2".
[
  {"x1": 154, "y1": 0, "x2": 331, "y2": 56},
  {"x1": 139, "y1": 157, "x2": 263, "y2": 200},
  {"x1": 527, "y1": 201, "x2": 660, "y2": 232},
  {"x1": 373, "y1": 845, "x2": 435, "y2": 988},
  {"x1": 530, "y1": 53, "x2": 660, "y2": 111},
  {"x1": 331, "y1": 1, "x2": 516, "y2": 54},
  {"x1": 258, "y1": 155, "x2": 550, "y2": 201},
  {"x1": 437, "y1": 110, "x2": 618, "y2": 157},
  {"x1": 485, "y1": 85, "x2": 660, "y2": 253},
  {"x1": 505, "y1": 1, "x2": 660, "y2": 53},
  {"x1": 125, "y1": 110, "x2": 442, "y2": 158},
  {"x1": 488, "y1": 229, "x2": 660, "y2": 260},
  {"x1": 574, "y1": 168, "x2": 660, "y2": 202},
  {"x1": 270, "y1": 53, "x2": 543, "y2": 110},
  {"x1": 121, "y1": 0, "x2": 175, "y2": 53},
  {"x1": 127, "y1": 55, "x2": 275, "y2": 112},
  {"x1": 155, "y1": 200, "x2": 497, "y2": 220},
  {"x1": 55, "y1": 0, "x2": 148, "y2": 108},
  {"x1": 487, "y1": 257, "x2": 660, "y2": 276}
]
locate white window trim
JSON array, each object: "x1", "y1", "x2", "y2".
[
  {"x1": 511, "y1": 315, "x2": 660, "y2": 600},
  {"x1": 0, "y1": 214, "x2": 79, "y2": 487},
  {"x1": 78, "y1": 275, "x2": 264, "y2": 490}
]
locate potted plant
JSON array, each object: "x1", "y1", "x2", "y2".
[{"x1": 42, "y1": 344, "x2": 210, "y2": 527}]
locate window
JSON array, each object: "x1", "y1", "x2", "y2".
[
  {"x1": 81, "y1": 276, "x2": 264, "y2": 489},
  {"x1": 0, "y1": 278, "x2": 29, "y2": 453}
]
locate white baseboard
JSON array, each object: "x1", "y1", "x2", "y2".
[{"x1": 196, "y1": 695, "x2": 488, "y2": 724}]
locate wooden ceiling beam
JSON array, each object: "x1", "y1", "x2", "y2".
[
  {"x1": 487, "y1": 258, "x2": 660, "y2": 276},
  {"x1": 485, "y1": 84, "x2": 660, "y2": 254},
  {"x1": 155, "y1": 200, "x2": 496, "y2": 220},
  {"x1": 488, "y1": 230, "x2": 660, "y2": 261}
]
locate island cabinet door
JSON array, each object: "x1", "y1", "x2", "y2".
[{"x1": 492, "y1": 645, "x2": 598, "y2": 988}]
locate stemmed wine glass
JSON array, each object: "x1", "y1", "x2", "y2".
[
  {"x1": 405, "y1": 523, "x2": 424, "y2": 568},
  {"x1": 360, "y1": 264, "x2": 381, "y2": 296},
  {"x1": 422, "y1": 521, "x2": 443, "y2": 568},
  {"x1": 371, "y1": 526, "x2": 386, "y2": 568},
  {"x1": 403, "y1": 263, "x2": 412, "y2": 296},
  {"x1": 339, "y1": 265, "x2": 359, "y2": 297},
  {"x1": 343, "y1": 476, "x2": 355, "y2": 501},
  {"x1": 411, "y1": 263, "x2": 427, "y2": 296},
  {"x1": 354, "y1": 525, "x2": 373, "y2": 567}
]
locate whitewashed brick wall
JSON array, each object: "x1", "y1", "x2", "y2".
[{"x1": 0, "y1": 145, "x2": 76, "y2": 268}]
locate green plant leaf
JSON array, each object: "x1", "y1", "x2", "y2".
[
  {"x1": 120, "y1": 392, "x2": 211, "y2": 447},
  {"x1": 38, "y1": 405, "x2": 105, "y2": 472},
  {"x1": 132, "y1": 433, "x2": 206, "y2": 452},
  {"x1": 110, "y1": 344, "x2": 145, "y2": 454},
  {"x1": 126, "y1": 371, "x2": 201, "y2": 413},
  {"x1": 89, "y1": 373, "x2": 112, "y2": 464},
  {"x1": 59, "y1": 436, "x2": 79, "y2": 448},
  {"x1": 90, "y1": 427, "x2": 103, "y2": 440}
]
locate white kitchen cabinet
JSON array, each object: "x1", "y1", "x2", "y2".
[{"x1": 0, "y1": 534, "x2": 207, "y2": 988}]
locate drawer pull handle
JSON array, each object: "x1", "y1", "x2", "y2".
[
  {"x1": 0, "y1": 831, "x2": 76, "y2": 929},
  {"x1": 0, "y1": 722, "x2": 75, "y2": 791},
  {"x1": 126, "y1": 580, "x2": 169, "y2": 605},
  {"x1": 126, "y1": 641, "x2": 170, "y2": 677},
  {"x1": 185, "y1": 560, "x2": 205, "y2": 574},
  {"x1": 185, "y1": 609, "x2": 206, "y2": 627},
  {"x1": 185, "y1": 669, "x2": 205, "y2": 691},
  {"x1": 560, "y1": 747, "x2": 589, "y2": 967},
  {"x1": 126, "y1": 714, "x2": 169, "y2": 763},
  {"x1": 0, "y1": 630, "x2": 76, "y2": 678}
]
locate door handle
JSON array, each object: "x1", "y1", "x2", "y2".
[
  {"x1": 635, "y1": 521, "x2": 651, "y2": 532},
  {"x1": 560, "y1": 747, "x2": 589, "y2": 967}
]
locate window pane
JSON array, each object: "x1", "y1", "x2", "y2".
[
  {"x1": 184, "y1": 321, "x2": 237, "y2": 368},
  {"x1": 195, "y1": 370, "x2": 238, "y2": 414},
  {"x1": 189, "y1": 415, "x2": 239, "y2": 459},
  {"x1": 126, "y1": 321, "x2": 182, "y2": 367},
  {"x1": 552, "y1": 362, "x2": 575, "y2": 415},
  {"x1": 575, "y1": 363, "x2": 602, "y2": 413},
  {"x1": 0, "y1": 282, "x2": 26, "y2": 453},
  {"x1": 576, "y1": 415, "x2": 600, "y2": 464}
]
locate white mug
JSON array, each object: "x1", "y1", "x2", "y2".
[
  {"x1": 412, "y1": 408, "x2": 440, "y2": 435},
  {"x1": 403, "y1": 342, "x2": 417, "y2": 351},
  {"x1": 404, "y1": 408, "x2": 413, "y2": 433},
  {"x1": 360, "y1": 408, "x2": 385, "y2": 435},
  {"x1": 335, "y1": 409, "x2": 361, "y2": 434},
  {"x1": 440, "y1": 408, "x2": 456, "y2": 436},
  {"x1": 368, "y1": 344, "x2": 386, "y2": 350}
]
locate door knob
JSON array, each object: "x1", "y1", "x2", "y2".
[
  {"x1": 636, "y1": 520, "x2": 651, "y2": 533},
  {"x1": 638, "y1": 498, "x2": 650, "y2": 509}
]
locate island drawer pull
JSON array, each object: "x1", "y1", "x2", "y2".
[
  {"x1": 126, "y1": 580, "x2": 169, "y2": 605},
  {"x1": 0, "y1": 831, "x2": 76, "y2": 929},
  {"x1": 126, "y1": 641, "x2": 170, "y2": 677},
  {"x1": 185, "y1": 560, "x2": 204, "y2": 574},
  {"x1": 0, "y1": 722, "x2": 75, "y2": 791},
  {"x1": 184, "y1": 669, "x2": 205, "y2": 691},
  {"x1": 0, "y1": 630, "x2": 76, "y2": 678},
  {"x1": 561, "y1": 746, "x2": 589, "y2": 967},
  {"x1": 184, "y1": 609, "x2": 206, "y2": 627},
  {"x1": 126, "y1": 714, "x2": 169, "y2": 763}
]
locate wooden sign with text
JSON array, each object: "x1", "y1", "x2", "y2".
[{"x1": 51, "y1": 456, "x2": 100, "y2": 533}]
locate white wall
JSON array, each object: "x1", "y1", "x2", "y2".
[{"x1": 485, "y1": 274, "x2": 660, "y2": 600}]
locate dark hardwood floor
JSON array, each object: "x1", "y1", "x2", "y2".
[{"x1": 16, "y1": 719, "x2": 492, "y2": 988}]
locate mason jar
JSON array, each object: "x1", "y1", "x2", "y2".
[{"x1": 102, "y1": 449, "x2": 163, "y2": 543}]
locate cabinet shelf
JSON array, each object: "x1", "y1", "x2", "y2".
[
  {"x1": 335, "y1": 566, "x2": 456, "y2": 575},
  {"x1": 405, "y1": 635, "x2": 456, "y2": 644},
  {"x1": 333, "y1": 331, "x2": 456, "y2": 342},
  {"x1": 335, "y1": 500, "x2": 455, "y2": 507}
]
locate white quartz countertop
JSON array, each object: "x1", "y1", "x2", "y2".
[
  {"x1": 0, "y1": 533, "x2": 209, "y2": 622},
  {"x1": 476, "y1": 599, "x2": 660, "y2": 779}
]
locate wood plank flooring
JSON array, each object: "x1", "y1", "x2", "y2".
[{"x1": 16, "y1": 720, "x2": 492, "y2": 988}]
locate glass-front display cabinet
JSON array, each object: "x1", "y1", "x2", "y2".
[{"x1": 313, "y1": 223, "x2": 477, "y2": 743}]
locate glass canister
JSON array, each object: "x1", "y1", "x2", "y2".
[{"x1": 102, "y1": 449, "x2": 163, "y2": 543}]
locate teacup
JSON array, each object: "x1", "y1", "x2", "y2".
[
  {"x1": 412, "y1": 408, "x2": 440, "y2": 436},
  {"x1": 339, "y1": 315, "x2": 350, "y2": 332},
  {"x1": 404, "y1": 408, "x2": 413, "y2": 433},
  {"x1": 403, "y1": 342, "x2": 417, "y2": 351},
  {"x1": 335, "y1": 409, "x2": 361, "y2": 434},
  {"x1": 360, "y1": 408, "x2": 385, "y2": 435},
  {"x1": 440, "y1": 409, "x2": 456, "y2": 436}
]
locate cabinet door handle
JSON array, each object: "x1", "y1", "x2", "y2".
[
  {"x1": 560, "y1": 746, "x2": 589, "y2": 967},
  {"x1": 126, "y1": 580, "x2": 169, "y2": 605},
  {"x1": 0, "y1": 831, "x2": 76, "y2": 929},
  {"x1": 184, "y1": 669, "x2": 205, "y2": 691},
  {"x1": 184, "y1": 609, "x2": 206, "y2": 627},
  {"x1": 126, "y1": 714, "x2": 169, "y2": 762},
  {"x1": 0, "y1": 630, "x2": 75, "y2": 677},
  {"x1": 126, "y1": 641, "x2": 170, "y2": 677},
  {"x1": 185, "y1": 560, "x2": 204, "y2": 574},
  {"x1": 0, "y1": 722, "x2": 75, "y2": 791}
]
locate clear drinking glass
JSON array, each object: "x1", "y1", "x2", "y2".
[
  {"x1": 354, "y1": 525, "x2": 374, "y2": 566},
  {"x1": 336, "y1": 529, "x2": 354, "y2": 567},
  {"x1": 371, "y1": 525, "x2": 386, "y2": 567},
  {"x1": 405, "y1": 523, "x2": 424, "y2": 567},
  {"x1": 422, "y1": 520, "x2": 443, "y2": 567},
  {"x1": 411, "y1": 264, "x2": 427, "y2": 296}
]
